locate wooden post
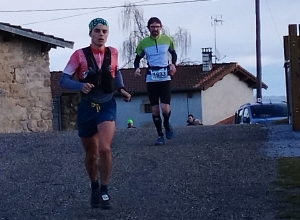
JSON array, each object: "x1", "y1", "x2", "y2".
[
  {"x1": 283, "y1": 35, "x2": 291, "y2": 122},
  {"x1": 289, "y1": 24, "x2": 300, "y2": 131}
]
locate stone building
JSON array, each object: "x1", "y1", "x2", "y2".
[{"x1": 0, "y1": 22, "x2": 73, "y2": 133}]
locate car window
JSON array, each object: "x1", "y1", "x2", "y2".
[
  {"x1": 234, "y1": 111, "x2": 239, "y2": 123},
  {"x1": 238, "y1": 109, "x2": 243, "y2": 123},
  {"x1": 250, "y1": 104, "x2": 287, "y2": 118},
  {"x1": 234, "y1": 109, "x2": 243, "y2": 124},
  {"x1": 243, "y1": 108, "x2": 249, "y2": 119}
]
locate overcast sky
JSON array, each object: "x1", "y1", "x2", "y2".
[{"x1": 1, "y1": 0, "x2": 299, "y2": 96}]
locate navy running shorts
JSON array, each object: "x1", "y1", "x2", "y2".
[{"x1": 77, "y1": 98, "x2": 117, "y2": 138}]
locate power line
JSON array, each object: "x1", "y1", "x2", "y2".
[
  {"x1": 20, "y1": 0, "x2": 151, "y2": 26},
  {"x1": 18, "y1": 0, "x2": 212, "y2": 26},
  {"x1": 21, "y1": 9, "x2": 108, "y2": 25},
  {"x1": 1, "y1": 0, "x2": 211, "y2": 13},
  {"x1": 264, "y1": 0, "x2": 282, "y2": 46}
]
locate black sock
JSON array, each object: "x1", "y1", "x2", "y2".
[
  {"x1": 152, "y1": 115, "x2": 163, "y2": 136},
  {"x1": 100, "y1": 184, "x2": 108, "y2": 193},
  {"x1": 163, "y1": 111, "x2": 171, "y2": 131},
  {"x1": 91, "y1": 180, "x2": 99, "y2": 191}
]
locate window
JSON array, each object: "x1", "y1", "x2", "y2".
[
  {"x1": 238, "y1": 109, "x2": 243, "y2": 123},
  {"x1": 243, "y1": 108, "x2": 249, "y2": 119},
  {"x1": 144, "y1": 103, "x2": 152, "y2": 113},
  {"x1": 250, "y1": 104, "x2": 287, "y2": 118},
  {"x1": 234, "y1": 111, "x2": 239, "y2": 124},
  {"x1": 234, "y1": 109, "x2": 243, "y2": 124}
]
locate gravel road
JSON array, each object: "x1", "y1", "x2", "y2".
[{"x1": 1, "y1": 124, "x2": 297, "y2": 220}]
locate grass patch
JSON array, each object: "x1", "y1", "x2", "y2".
[
  {"x1": 277, "y1": 157, "x2": 300, "y2": 188},
  {"x1": 275, "y1": 157, "x2": 300, "y2": 219}
]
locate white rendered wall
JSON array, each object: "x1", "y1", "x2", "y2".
[{"x1": 202, "y1": 73, "x2": 255, "y2": 125}]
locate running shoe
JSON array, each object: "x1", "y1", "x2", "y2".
[
  {"x1": 100, "y1": 192, "x2": 112, "y2": 209},
  {"x1": 166, "y1": 126, "x2": 174, "y2": 139},
  {"x1": 90, "y1": 189, "x2": 100, "y2": 208},
  {"x1": 155, "y1": 136, "x2": 165, "y2": 145}
]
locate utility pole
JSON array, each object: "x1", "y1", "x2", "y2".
[{"x1": 255, "y1": 0, "x2": 262, "y2": 103}]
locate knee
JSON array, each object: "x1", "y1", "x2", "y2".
[
  {"x1": 85, "y1": 151, "x2": 99, "y2": 163},
  {"x1": 162, "y1": 109, "x2": 168, "y2": 115},
  {"x1": 99, "y1": 146, "x2": 111, "y2": 157},
  {"x1": 161, "y1": 105, "x2": 170, "y2": 113},
  {"x1": 151, "y1": 105, "x2": 160, "y2": 115}
]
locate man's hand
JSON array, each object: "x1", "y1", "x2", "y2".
[
  {"x1": 134, "y1": 68, "x2": 141, "y2": 77},
  {"x1": 82, "y1": 83, "x2": 94, "y2": 94},
  {"x1": 120, "y1": 88, "x2": 131, "y2": 102},
  {"x1": 169, "y1": 64, "x2": 176, "y2": 76}
]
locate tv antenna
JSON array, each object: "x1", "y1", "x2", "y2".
[{"x1": 211, "y1": 15, "x2": 226, "y2": 63}]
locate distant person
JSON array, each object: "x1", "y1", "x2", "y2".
[
  {"x1": 127, "y1": 119, "x2": 136, "y2": 128},
  {"x1": 133, "y1": 17, "x2": 177, "y2": 146},
  {"x1": 187, "y1": 114, "x2": 203, "y2": 126}
]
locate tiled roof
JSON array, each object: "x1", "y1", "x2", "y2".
[
  {"x1": 50, "y1": 63, "x2": 268, "y2": 96},
  {"x1": 0, "y1": 22, "x2": 74, "y2": 49},
  {"x1": 121, "y1": 63, "x2": 268, "y2": 94}
]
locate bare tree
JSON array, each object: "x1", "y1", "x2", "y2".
[{"x1": 119, "y1": 2, "x2": 191, "y2": 68}]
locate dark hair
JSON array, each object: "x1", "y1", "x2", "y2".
[
  {"x1": 188, "y1": 114, "x2": 194, "y2": 118},
  {"x1": 147, "y1": 17, "x2": 162, "y2": 27}
]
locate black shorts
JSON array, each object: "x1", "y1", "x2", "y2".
[{"x1": 146, "y1": 80, "x2": 171, "y2": 106}]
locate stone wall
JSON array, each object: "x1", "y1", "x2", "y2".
[
  {"x1": 0, "y1": 35, "x2": 53, "y2": 133},
  {"x1": 61, "y1": 94, "x2": 80, "y2": 131}
]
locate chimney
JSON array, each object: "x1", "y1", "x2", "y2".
[{"x1": 202, "y1": 48, "x2": 213, "y2": 72}]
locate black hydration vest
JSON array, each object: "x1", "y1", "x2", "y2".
[{"x1": 79, "y1": 46, "x2": 115, "y2": 94}]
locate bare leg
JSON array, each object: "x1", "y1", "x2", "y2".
[
  {"x1": 97, "y1": 121, "x2": 115, "y2": 185},
  {"x1": 81, "y1": 134, "x2": 100, "y2": 182}
]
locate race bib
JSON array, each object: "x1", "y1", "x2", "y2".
[{"x1": 150, "y1": 68, "x2": 168, "y2": 81}]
